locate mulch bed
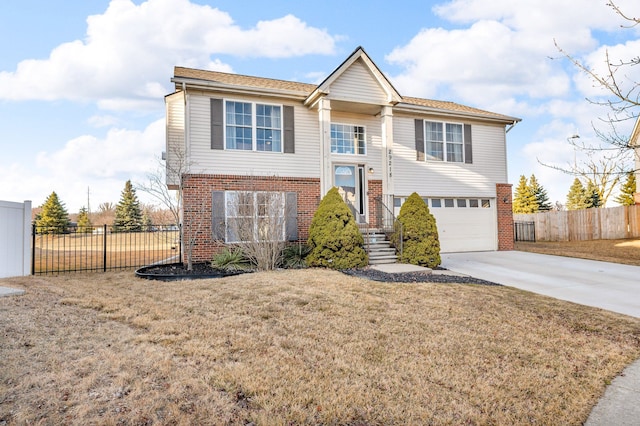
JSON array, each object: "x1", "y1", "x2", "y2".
[
  {"x1": 343, "y1": 267, "x2": 501, "y2": 285},
  {"x1": 140, "y1": 263, "x2": 499, "y2": 285}
]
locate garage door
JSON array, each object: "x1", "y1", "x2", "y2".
[{"x1": 394, "y1": 197, "x2": 497, "y2": 253}]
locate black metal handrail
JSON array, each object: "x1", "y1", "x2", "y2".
[{"x1": 373, "y1": 195, "x2": 403, "y2": 258}]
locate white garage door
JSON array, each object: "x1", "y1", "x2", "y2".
[{"x1": 394, "y1": 197, "x2": 497, "y2": 253}]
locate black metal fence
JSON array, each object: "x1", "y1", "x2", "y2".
[
  {"x1": 514, "y1": 221, "x2": 536, "y2": 242},
  {"x1": 32, "y1": 224, "x2": 181, "y2": 275}
]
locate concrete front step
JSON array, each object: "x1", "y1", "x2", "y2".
[
  {"x1": 369, "y1": 257, "x2": 398, "y2": 265},
  {"x1": 369, "y1": 248, "x2": 396, "y2": 256},
  {"x1": 362, "y1": 228, "x2": 398, "y2": 265}
]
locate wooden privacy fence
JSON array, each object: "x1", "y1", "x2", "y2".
[{"x1": 514, "y1": 205, "x2": 640, "y2": 242}]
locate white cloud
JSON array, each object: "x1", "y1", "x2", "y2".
[
  {"x1": 0, "y1": 0, "x2": 338, "y2": 109},
  {"x1": 0, "y1": 119, "x2": 167, "y2": 211},
  {"x1": 386, "y1": 0, "x2": 640, "y2": 112},
  {"x1": 573, "y1": 39, "x2": 640, "y2": 101}
]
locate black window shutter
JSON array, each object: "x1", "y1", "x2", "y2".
[
  {"x1": 211, "y1": 190, "x2": 226, "y2": 240},
  {"x1": 283, "y1": 105, "x2": 295, "y2": 154},
  {"x1": 464, "y1": 124, "x2": 473, "y2": 164},
  {"x1": 285, "y1": 192, "x2": 298, "y2": 241},
  {"x1": 415, "y1": 119, "x2": 425, "y2": 161},
  {"x1": 211, "y1": 98, "x2": 224, "y2": 150}
]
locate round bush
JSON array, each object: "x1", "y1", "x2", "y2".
[
  {"x1": 307, "y1": 187, "x2": 368, "y2": 269},
  {"x1": 393, "y1": 192, "x2": 441, "y2": 268}
]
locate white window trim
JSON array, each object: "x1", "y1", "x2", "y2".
[
  {"x1": 223, "y1": 99, "x2": 284, "y2": 153},
  {"x1": 224, "y1": 191, "x2": 286, "y2": 243},
  {"x1": 423, "y1": 120, "x2": 464, "y2": 163},
  {"x1": 330, "y1": 122, "x2": 367, "y2": 156}
]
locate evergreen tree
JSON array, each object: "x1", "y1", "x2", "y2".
[
  {"x1": 306, "y1": 187, "x2": 368, "y2": 269},
  {"x1": 566, "y1": 178, "x2": 589, "y2": 210},
  {"x1": 585, "y1": 181, "x2": 602, "y2": 208},
  {"x1": 393, "y1": 193, "x2": 441, "y2": 268},
  {"x1": 77, "y1": 206, "x2": 93, "y2": 233},
  {"x1": 529, "y1": 174, "x2": 552, "y2": 211},
  {"x1": 113, "y1": 180, "x2": 143, "y2": 232},
  {"x1": 512, "y1": 175, "x2": 538, "y2": 213},
  {"x1": 36, "y1": 191, "x2": 71, "y2": 234},
  {"x1": 614, "y1": 173, "x2": 637, "y2": 206}
]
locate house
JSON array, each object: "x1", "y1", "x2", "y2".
[{"x1": 165, "y1": 47, "x2": 521, "y2": 263}]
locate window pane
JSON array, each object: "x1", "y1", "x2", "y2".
[
  {"x1": 431, "y1": 199, "x2": 442, "y2": 208},
  {"x1": 445, "y1": 123, "x2": 463, "y2": 162},
  {"x1": 394, "y1": 197, "x2": 402, "y2": 207},
  {"x1": 469, "y1": 199, "x2": 479, "y2": 208},
  {"x1": 444, "y1": 198, "x2": 454, "y2": 208},
  {"x1": 457, "y1": 199, "x2": 467, "y2": 208},
  {"x1": 482, "y1": 199, "x2": 491, "y2": 208},
  {"x1": 446, "y1": 123, "x2": 463, "y2": 142},
  {"x1": 447, "y1": 142, "x2": 463, "y2": 162},
  {"x1": 425, "y1": 121, "x2": 443, "y2": 141},
  {"x1": 226, "y1": 101, "x2": 253, "y2": 150},
  {"x1": 256, "y1": 104, "x2": 281, "y2": 152},
  {"x1": 331, "y1": 123, "x2": 365, "y2": 155},
  {"x1": 425, "y1": 121, "x2": 444, "y2": 161}
]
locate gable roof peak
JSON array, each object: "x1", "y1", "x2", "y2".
[{"x1": 304, "y1": 46, "x2": 402, "y2": 106}]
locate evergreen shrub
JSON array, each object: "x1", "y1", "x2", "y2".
[
  {"x1": 393, "y1": 192, "x2": 441, "y2": 268},
  {"x1": 306, "y1": 187, "x2": 368, "y2": 269}
]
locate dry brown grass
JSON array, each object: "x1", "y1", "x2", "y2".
[
  {"x1": 1, "y1": 269, "x2": 639, "y2": 425},
  {"x1": 516, "y1": 238, "x2": 640, "y2": 266}
]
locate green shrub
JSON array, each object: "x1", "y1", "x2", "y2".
[
  {"x1": 280, "y1": 243, "x2": 312, "y2": 269},
  {"x1": 211, "y1": 248, "x2": 251, "y2": 272},
  {"x1": 393, "y1": 192, "x2": 441, "y2": 268},
  {"x1": 307, "y1": 187, "x2": 368, "y2": 269}
]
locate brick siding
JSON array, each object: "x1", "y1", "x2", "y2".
[
  {"x1": 496, "y1": 183, "x2": 514, "y2": 250},
  {"x1": 181, "y1": 174, "x2": 321, "y2": 263}
]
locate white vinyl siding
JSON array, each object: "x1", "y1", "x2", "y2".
[
  {"x1": 392, "y1": 114, "x2": 507, "y2": 197},
  {"x1": 187, "y1": 93, "x2": 319, "y2": 178},
  {"x1": 165, "y1": 91, "x2": 185, "y2": 187},
  {"x1": 328, "y1": 58, "x2": 388, "y2": 105}
]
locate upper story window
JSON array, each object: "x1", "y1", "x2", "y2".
[
  {"x1": 225, "y1": 100, "x2": 282, "y2": 152},
  {"x1": 331, "y1": 123, "x2": 365, "y2": 155},
  {"x1": 424, "y1": 121, "x2": 464, "y2": 162}
]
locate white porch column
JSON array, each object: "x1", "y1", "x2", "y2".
[
  {"x1": 381, "y1": 105, "x2": 394, "y2": 197},
  {"x1": 318, "y1": 97, "x2": 332, "y2": 196}
]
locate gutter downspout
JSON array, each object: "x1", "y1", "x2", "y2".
[{"x1": 506, "y1": 120, "x2": 518, "y2": 133}]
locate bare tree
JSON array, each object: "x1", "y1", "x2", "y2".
[
  {"x1": 540, "y1": 145, "x2": 625, "y2": 205},
  {"x1": 225, "y1": 189, "x2": 292, "y2": 271},
  {"x1": 543, "y1": 2, "x2": 639, "y2": 201},
  {"x1": 135, "y1": 144, "x2": 192, "y2": 227},
  {"x1": 553, "y1": 1, "x2": 639, "y2": 160},
  {"x1": 136, "y1": 144, "x2": 204, "y2": 268}
]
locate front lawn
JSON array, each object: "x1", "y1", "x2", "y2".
[
  {"x1": 516, "y1": 238, "x2": 640, "y2": 266},
  {"x1": 1, "y1": 269, "x2": 639, "y2": 424}
]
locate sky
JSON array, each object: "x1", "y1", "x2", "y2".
[{"x1": 1, "y1": 0, "x2": 639, "y2": 213}]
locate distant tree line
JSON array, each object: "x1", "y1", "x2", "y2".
[
  {"x1": 34, "y1": 180, "x2": 172, "y2": 234},
  {"x1": 513, "y1": 172, "x2": 636, "y2": 213}
]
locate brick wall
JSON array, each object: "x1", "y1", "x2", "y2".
[
  {"x1": 367, "y1": 179, "x2": 382, "y2": 225},
  {"x1": 182, "y1": 174, "x2": 321, "y2": 263},
  {"x1": 496, "y1": 183, "x2": 514, "y2": 251}
]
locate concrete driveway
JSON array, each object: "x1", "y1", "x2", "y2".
[{"x1": 441, "y1": 251, "x2": 640, "y2": 318}]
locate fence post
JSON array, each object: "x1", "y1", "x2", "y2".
[
  {"x1": 31, "y1": 222, "x2": 36, "y2": 275},
  {"x1": 179, "y1": 223, "x2": 183, "y2": 265},
  {"x1": 103, "y1": 224, "x2": 107, "y2": 272}
]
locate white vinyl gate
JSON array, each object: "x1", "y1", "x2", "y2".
[{"x1": 0, "y1": 200, "x2": 32, "y2": 278}]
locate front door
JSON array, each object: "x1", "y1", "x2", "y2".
[{"x1": 334, "y1": 165, "x2": 365, "y2": 221}]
